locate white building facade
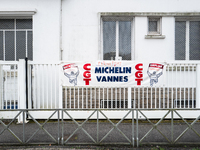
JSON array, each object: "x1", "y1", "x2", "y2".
[{"x1": 1, "y1": 0, "x2": 200, "y2": 118}]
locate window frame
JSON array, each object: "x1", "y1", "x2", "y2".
[
  {"x1": 100, "y1": 16, "x2": 134, "y2": 61},
  {"x1": 148, "y1": 17, "x2": 162, "y2": 35},
  {"x1": 175, "y1": 17, "x2": 200, "y2": 60},
  {"x1": 0, "y1": 17, "x2": 33, "y2": 61}
]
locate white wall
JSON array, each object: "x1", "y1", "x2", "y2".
[
  {"x1": 0, "y1": 0, "x2": 61, "y2": 61},
  {"x1": 1, "y1": 0, "x2": 200, "y2": 61},
  {"x1": 62, "y1": 0, "x2": 200, "y2": 61}
]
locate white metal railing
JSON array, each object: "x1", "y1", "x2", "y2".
[
  {"x1": 0, "y1": 61, "x2": 199, "y2": 113},
  {"x1": 0, "y1": 61, "x2": 18, "y2": 110},
  {"x1": 29, "y1": 62, "x2": 61, "y2": 109},
  {"x1": 63, "y1": 62, "x2": 199, "y2": 110}
]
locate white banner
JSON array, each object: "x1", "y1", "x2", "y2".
[{"x1": 60, "y1": 61, "x2": 165, "y2": 87}]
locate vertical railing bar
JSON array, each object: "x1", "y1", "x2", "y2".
[
  {"x1": 95, "y1": 87, "x2": 96, "y2": 109},
  {"x1": 166, "y1": 64, "x2": 169, "y2": 108},
  {"x1": 163, "y1": 86, "x2": 165, "y2": 109},
  {"x1": 107, "y1": 87, "x2": 108, "y2": 109},
  {"x1": 55, "y1": 65, "x2": 57, "y2": 108},
  {"x1": 82, "y1": 87, "x2": 83, "y2": 109},
  {"x1": 102, "y1": 87, "x2": 104, "y2": 109},
  {"x1": 14, "y1": 64, "x2": 16, "y2": 109},
  {"x1": 111, "y1": 87, "x2": 113, "y2": 109},
  {"x1": 33, "y1": 65, "x2": 36, "y2": 109},
  {"x1": 147, "y1": 87, "x2": 148, "y2": 109},
  {"x1": 120, "y1": 88, "x2": 121, "y2": 109},
  {"x1": 176, "y1": 64, "x2": 178, "y2": 108},
  {"x1": 78, "y1": 87, "x2": 79, "y2": 109},
  {"x1": 65, "y1": 87, "x2": 67, "y2": 108},
  {"x1": 115, "y1": 87, "x2": 117, "y2": 109},
  {"x1": 90, "y1": 87, "x2": 92, "y2": 109},
  {"x1": 171, "y1": 64, "x2": 174, "y2": 109},
  {"x1": 37, "y1": 65, "x2": 40, "y2": 109},
  {"x1": 86, "y1": 87, "x2": 88, "y2": 109},
  {"x1": 192, "y1": 65, "x2": 194, "y2": 108},
  {"x1": 70, "y1": 87, "x2": 71, "y2": 109},
  {"x1": 9, "y1": 65, "x2": 12, "y2": 109},
  {"x1": 155, "y1": 86, "x2": 157, "y2": 109},
  {"x1": 138, "y1": 87, "x2": 140, "y2": 109},
  {"x1": 159, "y1": 86, "x2": 161, "y2": 109},
  {"x1": 46, "y1": 65, "x2": 49, "y2": 109},
  {"x1": 167, "y1": 65, "x2": 169, "y2": 108},
  {"x1": 5, "y1": 70, "x2": 7, "y2": 109},
  {"x1": 188, "y1": 64, "x2": 190, "y2": 108},
  {"x1": 134, "y1": 88, "x2": 135, "y2": 108},
  {"x1": 180, "y1": 64, "x2": 181, "y2": 108},
  {"x1": 99, "y1": 87, "x2": 100, "y2": 109},
  {"x1": 184, "y1": 64, "x2": 186, "y2": 108},
  {"x1": 124, "y1": 88, "x2": 125, "y2": 109},
  {"x1": 151, "y1": 87, "x2": 152, "y2": 109},
  {"x1": 142, "y1": 86, "x2": 144, "y2": 109},
  {"x1": 42, "y1": 65, "x2": 45, "y2": 109},
  {"x1": 74, "y1": 86, "x2": 75, "y2": 109},
  {"x1": 50, "y1": 64, "x2": 52, "y2": 109}
]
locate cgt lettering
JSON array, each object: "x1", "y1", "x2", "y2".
[
  {"x1": 135, "y1": 63, "x2": 143, "y2": 85},
  {"x1": 83, "y1": 63, "x2": 91, "y2": 85}
]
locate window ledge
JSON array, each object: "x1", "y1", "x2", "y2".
[
  {"x1": 0, "y1": 9, "x2": 37, "y2": 16},
  {"x1": 145, "y1": 35, "x2": 166, "y2": 39}
]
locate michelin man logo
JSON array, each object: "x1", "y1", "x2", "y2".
[
  {"x1": 63, "y1": 63, "x2": 79, "y2": 86},
  {"x1": 147, "y1": 63, "x2": 164, "y2": 86}
]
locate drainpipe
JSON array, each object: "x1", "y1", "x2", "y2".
[{"x1": 60, "y1": 0, "x2": 63, "y2": 61}]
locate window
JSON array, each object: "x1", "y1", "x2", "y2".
[
  {"x1": 148, "y1": 17, "x2": 161, "y2": 35},
  {"x1": 175, "y1": 18, "x2": 200, "y2": 60},
  {"x1": 0, "y1": 18, "x2": 33, "y2": 61},
  {"x1": 102, "y1": 17, "x2": 133, "y2": 60}
]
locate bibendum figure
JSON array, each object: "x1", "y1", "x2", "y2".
[
  {"x1": 147, "y1": 71, "x2": 162, "y2": 86},
  {"x1": 63, "y1": 68, "x2": 79, "y2": 86}
]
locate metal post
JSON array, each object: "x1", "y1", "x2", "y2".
[
  {"x1": 132, "y1": 109, "x2": 134, "y2": 147},
  {"x1": 18, "y1": 59, "x2": 26, "y2": 123},
  {"x1": 136, "y1": 109, "x2": 138, "y2": 147},
  {"x1": 58, "y1": 110, "x2": 60, "y2": 144},
  {"x1": 171, "y1": 109, "x2": 174, "y2": 144},
  {"x1": 62, "y1": 110, "x2": 64, "y2": 145},
  {"x1": 97, "y1": 109, "x2": 99, "y2": 144},
  {"x1": 25, "y1": 58, "x2": 28, "y2": 111},
  {"x1": 23, "y1": 110, "x2": 25, "y2": 143}
]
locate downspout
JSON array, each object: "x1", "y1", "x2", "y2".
[{"x1": 60, "y1": 0, "x2": 63, "y2": 61}]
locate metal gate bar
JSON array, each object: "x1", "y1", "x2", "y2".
[
  {"x1": 62, "y1": 110, "x2": 97, "y2": 144},
  {"x1": 0, "y1": 111, "x2": 23, "y2": 143},
  {"x1": 173, "y1": 110, "x2": 200, "y2": 143},
  {"x1": 0, "y1": 109, "x2": 200, "y2": 146},
  {"x1": 136, "y1": 109, "x2": 171, "y2": 147},
  {"x1": 98, "y1": 110, "x2": 132, "y2": 144},
  {"x1": 25, "y1": 110, "x2": 59, "y2": 144}
]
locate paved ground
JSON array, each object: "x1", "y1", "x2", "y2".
[{"x1": 0, "y1": 119, "x2": 200, "y2": 150}]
